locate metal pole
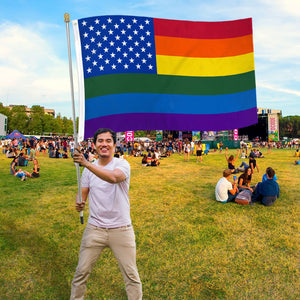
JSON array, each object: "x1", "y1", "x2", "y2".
[{"x1": 64, "y1": 13, "x2": 83, "y2": 224}]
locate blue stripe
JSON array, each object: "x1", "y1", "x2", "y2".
[{"x1": 85, "y1": 89, "x2": 257, "y2": 120}]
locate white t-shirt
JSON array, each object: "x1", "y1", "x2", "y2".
[
  {"x1": 215, "y1": 177, "x2": 233, "y2": 202},
  {"x1": 69, "y1": 141, "x2": 75, "y2": 150},
  {"x1": 81, "y1": 157, "x2": 131, "y2": 228}
]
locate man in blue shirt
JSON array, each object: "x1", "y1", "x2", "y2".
[
  {"x1": 262, "y1": 167, "x2": 278, "y2": 181},
  {"x1": 252, "y1": 167, "x2": 279, "y2": 206}
]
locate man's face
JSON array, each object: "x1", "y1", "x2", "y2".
[{"x1": 95, "y1": 132, "x2": 115, "y2": 158}]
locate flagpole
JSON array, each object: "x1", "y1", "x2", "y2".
[{"x1": 64, "y1": 13, "x2": 83, "y2": 224}]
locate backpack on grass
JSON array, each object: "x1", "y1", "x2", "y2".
[{"x1": 235, "y1": 189, "x2": 252, "y2": 205}]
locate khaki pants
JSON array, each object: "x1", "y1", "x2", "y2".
[{"x1": 71, "y1": 223, "x2": 142, "y2": 300}]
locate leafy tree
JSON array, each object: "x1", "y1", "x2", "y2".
[
  {"x1": 279, "y1": 116, "x2": 300, "y2": 138},
  {"x1": 41, "y1": 114, "x2": 55, "y2": 134},
  {"x1": 51, "y1": 116, "x2": 62, "y2": 135},
  {"x1": 62, "y1": 116, "x2": 73, "y2": 135},
  {"x1": 134, "y1": 130, "x2": 156, "y2": 137},
  {"x1": 9, "y1": 106, "x2": 29, "y2": 133},
  {"x1": 0, "y1": 102, "x2": 12, "y2": 131},
  {"x1": 28, "y1": 105, "x2": 44, "y2": 135},
  {"x1": 0, "y1": 102, "x2": 11, "y2": 117}
]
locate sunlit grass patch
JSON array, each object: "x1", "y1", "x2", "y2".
[{"x1": 0, "y1": 148, "x2": 299, "y2": 299}]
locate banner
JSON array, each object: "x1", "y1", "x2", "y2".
[
  {"x1": 72, "y1": 15, "x2": 257, "y2": 139},
  {"x1": 156, "y1": 130, "x2": 163, "y2": 141},
  {"x1": 233, "y1": 129, "x2": 239, "y2": 141},
  {"x1": 192, "y1": 131, "x2": 201, "y2": 141},
  {"x1": 268, "y1": 114, "x2": 279, "y2": 141},
  {"x1": 125, "y1": 131, "x2": 134, "y2": 142}
]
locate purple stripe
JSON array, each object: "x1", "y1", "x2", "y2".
[{"x1": 83, "y1": 108, "x2": 257, "y2": 139}]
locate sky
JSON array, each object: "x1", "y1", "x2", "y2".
[{"x1": 0, "y1": 0, "x2": 299, "y2": 118}]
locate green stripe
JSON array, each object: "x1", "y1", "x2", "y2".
[{"x1": 85, "y1": 71, "x2": 256, "y2": 99}]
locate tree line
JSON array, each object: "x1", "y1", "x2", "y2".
[
  {"x1": 0, "y1": 103, "x2": 75, "y2": 136},
  {"x1": 279, "y1": 115, "x2": 300, "y2": 138}
]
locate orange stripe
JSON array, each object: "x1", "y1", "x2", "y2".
[{"x1": 155, "y1": 34, "x2": 253, "y2": 58}]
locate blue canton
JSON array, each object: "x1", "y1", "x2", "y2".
[{"x1": 77, "y1": 15, "x2": 157, "y2": 78}]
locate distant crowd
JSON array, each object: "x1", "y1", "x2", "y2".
[{"x1": 2, "y1": 135, "x2": 299, "y2": 182}]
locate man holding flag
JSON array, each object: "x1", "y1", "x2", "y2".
[
  {"x1": 70, "y1": 128, "x2": 142, "y2": 300},
  {"x1": 67, "y1": 13, "x2": 258, "y2": 299}
]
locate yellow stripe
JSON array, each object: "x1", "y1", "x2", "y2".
[{"x1": 156, "y1": 52, "x2": 255, "y2": 77}]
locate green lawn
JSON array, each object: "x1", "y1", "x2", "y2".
[{"x1": 0, "y1": 148, "x2": 299, "y2": 299}]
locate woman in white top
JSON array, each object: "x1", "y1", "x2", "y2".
[{"x1": 184, "y1": 142, "x2": 190, "y2": 162}]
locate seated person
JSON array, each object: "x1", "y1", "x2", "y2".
[
  {"x1": 255, "y1": 149, "x2": 264, "y2": 158},
  {"x1": 17, "y1": 153, "x2": 28, "y2": 166},
  {"x1": 62, "y1": 150, "x2": 68, "y2": 159},
  {"x1": 146, "y1": 150, "x2": 152, "y2": 164},
  {"x1": 10, "y1": 157, "x2": 26, "y2": 181},
  {"x1": 215, "y1": 169, "x2": 239, "y2": 203},
  {"x1": 225, "y1": 148, "x2": 248, "y2": 173},
  {"x1": 249, "y1": 149, "x2": 257, "y2": 158},
  {"x1": 24, "y1": 159, "x2": 40, "y2": 178},
  {"x1": 150, "y1": 153, "x2": 160, "y2": 166},
  {"x1": 55, "y1": 148, "x2": 61, "y2": 158},
  {"x1": 262, "y1": 167, "x2": 278, "y2": 181},
  {"x1": 249, "y1": 151, "x2": 259, "y2": 174},
  {"x1": 49, "y1": 149, "x2": 55, "y2": 158},
  {"x1": 136, "y1": 150, "x2": 143, "y2": 157},
  {"x1": 252, "y1": 167, "x2": 279, "y2": 206},
  {"x1": 154, "y1": 149, "x2": 161, "y2": 160},
  {"x1": 141, "y1": 154, "x2": 148, "y2": 166},
  {"x1": 240, "y1": 149, "x2": 247, "y2": 159},
  {"x1": 238, "y1": 167, "x2": 254, "y2": 192},
  {"x1": 6, "y1": 147, "x2": 15, "y2": 158},
  {"x1": 295, "y1": 159, "x2": 300, "y2": 165}
]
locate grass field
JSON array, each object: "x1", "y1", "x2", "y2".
[{"x1": 0, "y1": 148, "x2": 299, "y2": 299}]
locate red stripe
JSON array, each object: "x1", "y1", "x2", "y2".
[{"x1": 153, "y1": 18, "x2": 252, "y2": 39}]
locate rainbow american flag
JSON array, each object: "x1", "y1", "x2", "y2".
[{"x1": 72, "y1": 15, "x2": 257, "y2": 139}]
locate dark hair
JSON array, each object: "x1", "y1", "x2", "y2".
[
  {"x1": 266, "y1": 167, "x2": 275, "y2": 179},
  {"x1": 93, "y1": 128, "x2": 116, "y2": 144},
  {"x1": 240, "y1": 167, "x2": 252, "y2": 184}
]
